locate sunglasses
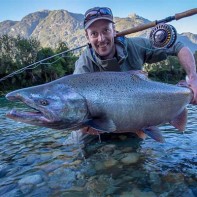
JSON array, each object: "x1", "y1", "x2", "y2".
[{"x1": 84, "y1": 7, "x2": 113, "y2": 27}]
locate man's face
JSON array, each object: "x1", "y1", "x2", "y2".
[{"x1": 86, "y1": 20, "x2": 116, "y2": 60}]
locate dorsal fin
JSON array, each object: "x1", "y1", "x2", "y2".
[{"x1": 128, "y1": 70, "x2": 150, "y2": 81}]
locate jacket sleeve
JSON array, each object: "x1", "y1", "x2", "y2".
[
  {"x1": 145, "y1": 39, "x2": 185, "y2": 63},
  {"x1": 73, "y1": 53, "x2": 91, "y2": 74},
  {"x1": 129, "y1": 37, "x2": 185, "y2": 64}
]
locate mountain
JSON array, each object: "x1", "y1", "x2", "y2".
[
  {"x1": 31, "y1": 10, "x2": 85, "y2": 48},
  {"x1": 177, "y1": 33, "x2": 197, "y2": 53},
  {"x1": 9, "y1": 10, "x2": 50, "y2": 38},
  {"x1": 0, "y1": 20, "x2": 18, "y2": 35},
  {"x1": 0, "y1": 10, "x2": 197, "y2": 53},
  {"x1": 114, "y1": 13, "x2": 150, "y2": 37}
]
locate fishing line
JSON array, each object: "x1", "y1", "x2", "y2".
[{"x1": 0, "y1": 44, "x2": 87, "y2": 83}]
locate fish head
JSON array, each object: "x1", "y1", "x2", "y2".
[{"x1": 6, "y1": 83, "x2": 88, "y2": 130}]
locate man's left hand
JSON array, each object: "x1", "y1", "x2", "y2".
[{"x1": 187, "y1": 76, "x2": 197, "y2": 105}]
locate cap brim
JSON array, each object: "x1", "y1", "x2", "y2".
[{"x1": 84, "y1": 17, "x2": 114, "y2": 29}]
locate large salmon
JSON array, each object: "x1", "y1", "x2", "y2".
[{"x1": 6, "y1": 71, "x2": 193, "y2": 142}]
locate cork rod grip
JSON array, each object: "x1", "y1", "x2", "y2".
[
  {"x1": 116, "y1": 21, "x2": 156, "y2": 37},
  {"x1": 175, "y1": 8, "x2": 197, "y2": 20}
]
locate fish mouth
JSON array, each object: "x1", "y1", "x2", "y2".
[
  {"x1": 6, "y1": 94, "x2": 54, "y2": 127},
  {"x1": 6, "y1": 108, "x2": 53, "y2": 125}
]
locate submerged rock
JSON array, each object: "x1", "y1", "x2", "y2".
[
  {"x1": 121, "y1": 153, "x2": 140, "y2": 165},
  {"x1": 104, "y1": 158, "x2": 118, "y2": 168},
  {"x1": 18, "y1": 174, "x2": 43, "y2": 185}
]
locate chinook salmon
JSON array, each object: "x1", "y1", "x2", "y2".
[{"x1": 6, "y1": 71, "x2": 193, "y2": 142}]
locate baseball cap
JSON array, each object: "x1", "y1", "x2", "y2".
[{"x1": 84, "y1": 7, "x2": 114, "y2": 29}]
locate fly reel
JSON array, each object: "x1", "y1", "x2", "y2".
[{"x1": 149, "y1": 23, "x2": 177, "y2": 48}]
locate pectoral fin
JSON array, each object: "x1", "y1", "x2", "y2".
[
  {"x1": 136, "y1": 130, "x2": 147, "y2": 140},
  {"x1": 84, "y1": 118, "x2": 116, "y2": 133},
  {"x1": 143, "y1": 126, "x2": 165, "y2": 143},
  {"x1": 170, "y1": 108, "x2": 187, "y2": 132}
]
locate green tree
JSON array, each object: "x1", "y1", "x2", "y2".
[
  {"x1": 144, "y1": 56, "x2": 185, "y2": 83},
  {"x1": 0, "y1": 37, "x2": 78, "y2": 92},
  {"x1": 55, "y1": 42, "x2": 77, "y2": 74}
]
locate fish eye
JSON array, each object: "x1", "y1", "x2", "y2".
[{"x1": 40, "y1": 100, "x2": 49, "y2": 106}]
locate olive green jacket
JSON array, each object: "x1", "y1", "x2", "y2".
[{"x1": 74, "y1": 37, "x2": 184, "y2": 74}]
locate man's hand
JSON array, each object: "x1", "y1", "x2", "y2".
[
  {"x1": 177, "y1": 47, "x2": 197, "y2": 104},
  {"x1": 187, "y1": 75, "x2": 197, "y2": 105}
]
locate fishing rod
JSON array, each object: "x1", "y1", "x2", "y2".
[
  {"x1": 0, "y1": 8, "x2": 196, "y2": 82},
  {"x1": 116, "y1": 8, "x2": 197, "y2": 37},
  {"x1": 117, "y1": 8, "x2": 197, "y2": 48}
]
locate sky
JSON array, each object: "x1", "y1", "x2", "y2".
[{"x1": 0, "y1": 0, "x2": 196, "y2": 34}]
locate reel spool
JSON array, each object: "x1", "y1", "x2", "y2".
[{"x1": 149, "y1": 23, "x2": 177, "y2": 49}]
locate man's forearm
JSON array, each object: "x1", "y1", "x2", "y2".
[{"x1": 177, "y1": 46, "x2": 197, "y2": 79}]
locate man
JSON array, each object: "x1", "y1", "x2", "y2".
[
  {"x1": 69, "y1": 7, "x2": 197, "y2": 144},
  {"x1": 74, "y1": 7, "x2": 197, "y2": 103}
]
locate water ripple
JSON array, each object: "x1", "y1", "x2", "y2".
[{"x1": 0, "y1": 97, "x2": 197, "y2": 197}]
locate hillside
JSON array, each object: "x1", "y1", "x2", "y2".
[{"x1": 0, "y1": 9, "x2": 197, "y2": 52}]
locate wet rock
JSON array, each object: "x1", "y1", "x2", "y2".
[
  {"x1": 121, "y1": 147, "x2": 133, "y2": 153},
  {"x1": 121, "y1": 153, "x2": 140, "y2": 165},
  {"x1": 104, "y1": 158, "x2": 118, "y2": 168},
  {"x1": 118, "y1": 135, "x2": 128, "y2": 141},
  {"x1": 48, "y1": 168, "x2": 76, "y2": 189},
  {"x1": 39, "y1": 152, "x2": 52, "y2": 161},
  {"x1": 52, "y1": 133, "x2": 63, "y2": 139},
  {"x1": 25, "y1": 154, "x2": 38, "y2": 165},
  {"x1": 95, "y1": 161, "x2": 105, "y2": 171},
  {"x1": 65, "y1": 186, "x2": 85, "y2": 192},
  {"x1": 149, "y1": 172, "x2": 162, "y2": 192},
  {"x1": 28, "y1": 186, "x2": 52, "y2": 197},
  {"x1": 131, "y1": 187, "x2": 157, "y2": 197},
  {"x1": 1, "y1": 189, "x2": 22, "y2": 197},
  {"x1": 112, "y1": 150, "x2": 122, "y2": 157},
  {"x1": 19, "y1": 184, "x2": 34, "y2": 195},
  {"x1": 162, "y1": 172, "x2": 184, "y2": 184},
  {"x1": 121, "y1": 188, "x2": 157, "y2": 197},
  {"x1": 0, "y1": 184, "x2": 17, "y2": 196},
  {"x1": 191, "y1": 188, "x2": 197, "y2": 196},
  {"x1": 174, "y1": 186, "x2": 195, "y2": 197},
  {"x1": 0, "y1": 164, "x2": 9, "y2": 178},
  {"x1": 99, "y1": 144, "x2": 116, "y2": 153},
  {"x1": 149, "y1": 172, "x2": 161, "y2": 184},
  {"x1": 18, "y1": 174, "x2": 43, "y2": 185},
  {"x1": 38, "y1": 163, "x2": 60, "y2": 173},
  {"x1": 52, "y1": 150, "x2": 65, "y2": 158},
  {"x1": 120, "y1": 191, "x2": 135, "y2": 197},
  {"x1": 86, "y1": 175, "x2": 116, "y2": 196},
  {"x1": 63, "y1": 160, "x2": 82, "y2": 167}
]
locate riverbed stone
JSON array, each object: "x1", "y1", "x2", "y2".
[
  {"x1": 18, "y1": 174, "x2": 43, "y2": 185},
  {"x1": 121, "y1": 153, "x2": 140, "y2": 165},
  {"x1": 0, "y1": 164, "x2": 9, "y2": 178},
  {"x1": 19, "y1": 184, "x2": 34, "y2": 195},
  {"x1": 104, "y1": 158, "x2": 118, "y2": 168}
]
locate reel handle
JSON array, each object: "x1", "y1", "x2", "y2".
[{"x1": 175, "y1": 8, "x2": 197, "y2": 20}]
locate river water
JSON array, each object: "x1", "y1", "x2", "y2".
[{"x1": 0, "y1": 96, "x2": 196, "y2": 197}]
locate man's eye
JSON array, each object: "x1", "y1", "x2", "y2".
[
  {"x1": 91, "y1": 32, "x2": 98, "y2": 37},
  {"x1": 104, "y1": 29, "x2": 111, "y2": 33}
]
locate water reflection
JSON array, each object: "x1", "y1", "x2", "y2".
[{"x1": 0, "y1": 97, "x2": 196, "y2": 196}]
